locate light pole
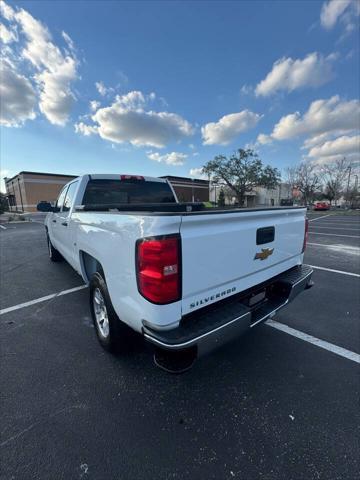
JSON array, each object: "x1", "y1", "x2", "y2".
[{"x1": 346, "y1": 162, "x2": 351, "y2": 207}]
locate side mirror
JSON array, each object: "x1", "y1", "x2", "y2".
[{"x1": 37, "y1": 201, "x2": 56, "y2": 212}]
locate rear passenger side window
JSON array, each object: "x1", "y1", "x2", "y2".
[{"x1": 62, "y1": 182, "x2": 78, "y2": 213}]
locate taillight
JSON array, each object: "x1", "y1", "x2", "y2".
[
  {"x1": 120, "y1": 175, "x2": 144, "y2": 181},
  {"x1": 302, "y1": 218, "x2": 309, "y2": 253},
  {"x1": 136, "y1": 235, "x2": 181, "y2": 304}
]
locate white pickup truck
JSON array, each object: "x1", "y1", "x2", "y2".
[{"x1": 41, "y1": 174, "x2": 313, "y2": 371}]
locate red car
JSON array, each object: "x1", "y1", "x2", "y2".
[{"x1": 313, "y1": 201, "x2": 330, "y2": 211}]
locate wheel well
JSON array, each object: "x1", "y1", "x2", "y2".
[{"x1": 80, "y1": 251, "x2": 104, "y2": 282}]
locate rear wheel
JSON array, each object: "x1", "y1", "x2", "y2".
[
  {"x1": 89, "y1": 271, "x2": 132, "y2": 353},
  {"x1": 47, "y1": 234, "x2": 62, "y2": 262}
]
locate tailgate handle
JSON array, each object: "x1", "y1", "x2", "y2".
[{"x1": 257, "y1": 226, "x2": 275, "y2": 245}]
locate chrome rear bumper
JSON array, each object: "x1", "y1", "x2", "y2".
[{"x1": 143, "y1": 265, "x2": 314, "y2": 356}]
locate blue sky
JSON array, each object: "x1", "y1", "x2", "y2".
[{"x1": 1, "y1": 0, "x2": 359, "y2": 190}]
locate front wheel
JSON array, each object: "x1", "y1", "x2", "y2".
[{"x1": 89, "y1": 271, "x2": 132, "y2": 353}]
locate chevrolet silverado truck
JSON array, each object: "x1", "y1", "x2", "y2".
[{"x1": 40, "y1": 174, "x2": 313, "y2": 371}]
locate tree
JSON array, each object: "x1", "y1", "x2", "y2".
[
  {"x1": 218, "y1": 188, "x2": 225, "y2": 207},
  {"x1": 0, "y1": 193, "x2": 8, "y2": 214},
  {"x1": 320, "y1": 157, "x2": 350, "y2": 206},
  {"x1": 287, "y1": 162, "x2": 322, "y2": 206},
  {"x1": 202, "y1": 149, "x2": 280, "y2": 206},
  {"x1": 223, "y1": 185, "x2": 235, "y2": 204}
]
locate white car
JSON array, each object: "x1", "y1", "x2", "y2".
[{"x1": 41, "y1": 174, "x2": 313, "y2": 371}]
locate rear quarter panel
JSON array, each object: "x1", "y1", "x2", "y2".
[{"x1": 71, "y1": 212, "x2": 183, "y2": 332}]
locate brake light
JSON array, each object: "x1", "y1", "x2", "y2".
[
  {"x1": 120, "y1": 175, "x2": 144, "y2": 181},
  {"x1": 302, "y1": 218, "x2": 309, "y2": 253},
  {"x1": 136, "y1": 235, "x2": 181, "y2": 304}
]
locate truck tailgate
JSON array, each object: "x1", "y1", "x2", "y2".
[{"x1": 180, "y1": 208, "x2": 306, "y2": 315}]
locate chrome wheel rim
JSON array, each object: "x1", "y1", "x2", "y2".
[{"x1": 93, "y1": 288, "x2": 110, "y2": 338}]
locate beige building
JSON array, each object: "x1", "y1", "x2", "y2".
[
  {"x1": 210, "y1": 183, "x2": 293, "y2": 207},
  {"x1": 5, "y1": 171, "x2": 77, "y2": 213}
]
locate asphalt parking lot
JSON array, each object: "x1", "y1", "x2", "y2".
[{"x1": 1, "y1": 213, "x2": 359, "y2": 480}]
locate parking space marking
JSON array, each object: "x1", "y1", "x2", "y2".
[
  {"x1": 307, "y1": 242, "x2": 360, "y2": 253},
  {"x1": 309, "y1": 265, "x2": 360, "y2": 278},
  {"x1": 308, "y1": 232, "x2": 360, "y2": 238},
  {"x1": 0, "y1": 285, "x2": 87, "y2": 315},
  {"x1": 308, "y1": 214, "x2": 333, "y2": 222},
  {"x1": 309, "y1": 225, "x2": 360, "y2": 231},
  {"x1": 314, "y1": 222, "x2": 360, "y2": 228},
  {"x1": 266, "y1": 319, "x2": 360, "y2": 364},
  {"x1": 0, "y1": 225, "x2": 7, "y2": 230}
]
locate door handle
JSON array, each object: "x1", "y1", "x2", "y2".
[
  {"x1": 52, "y1": 219, "x2": 57, "y2": 223},
  {"x1": 61, "y1": 222, "x2": 68, "y2": 227}
]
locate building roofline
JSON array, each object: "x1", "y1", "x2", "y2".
[{"x1": 5, "y1": 171, "x2": 78, "y2": 183}]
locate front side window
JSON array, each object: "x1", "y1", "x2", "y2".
[
  {"x1": 63, "y1": 182, "x2": 78, "y2": 213},
  {"x1": 56, "y1": 187, "x2": 68, "y2": 210}
]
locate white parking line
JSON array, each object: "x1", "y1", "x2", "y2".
[
  {"x1": 307, "y1": 242, "x2": 360, "y2": 253},
  {"x1": 0, "y1": 225, "x2": 7, "y2": 230},
  {"x1": 309, "y1": 265, "x2": 360, "y2": 278},
  {"x1": 308, "y1": 214, "x2": 333, "y2": 222},
  {"x1": 314, "y1": 222, "x2": 360, "y2": 226},
  {"x1": 266, "y1": 319, "x2": 360, "y2": 364},
  {"x1": 309, "y1": 226, "x2": 360, "y2": 231},
  {"x1": 0, "y1": 285, "x2": 87, "y2": 315},
  {"x1": 308, "y1": 232, "x2": 360, "y2": 238}
]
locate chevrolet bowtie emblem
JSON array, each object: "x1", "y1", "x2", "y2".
[{"x1": 254, "y1": 248, "x2": 274, "y2": 261}]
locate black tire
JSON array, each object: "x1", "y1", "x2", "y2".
[
  {"x1": 47, "y1": 234, "x2": 62, "y2": 262},
  {"x1": 89, "y1": 271, "x2": 132, "y2": 353}
]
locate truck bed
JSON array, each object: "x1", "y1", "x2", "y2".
[{"x1": 75, "y1": 203, "x2": 304, "y2": 215}]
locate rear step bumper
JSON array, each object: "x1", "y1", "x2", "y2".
[{"x1": 143, "y1": 265, "x2": 313, "y2": 356}]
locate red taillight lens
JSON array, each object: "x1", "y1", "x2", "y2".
[
  {"x1": 120, "y1": 175, "x2": 144, "y2": 181},
  {"x1": 136, "y1": 236, "x2": 181, "y2": 304},
  {"x1": 302, "y1": 218, "x2": 309, "y2": 253}
]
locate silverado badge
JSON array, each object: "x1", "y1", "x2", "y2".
[{"x1": 254, "y1": 248, "x2": 274, "y2": 261}]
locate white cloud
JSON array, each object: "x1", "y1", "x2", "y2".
[
  {"x1": 90, "y1": 100, "x2": 100, "y2": 112},
  {"x1": 0, "y1": 0, "x2": 15, "y2": 21},
  {"x1": 255, "y1": 53, "x2": 335, "y2": 97},
  {"x1": 76, "y1": 91, "x2": 194, "y2": 148},
  {"x1": 14, "y1": 6, "x2": 78, "y2": 125},
  {"x1": 201, "y1": 110, "x2": 262, "y2": 145},
  {"x1": 257, "y1": 133, "x2": 272, "y2": 145},
  {"x1": 307, "y1": 135, "x2": 360, "y2": 158},
  {"x1": 189, "y1": 167, "x2": 207, "y2": 179},
  {"x1": 61, "y1": 31, "x2": 75, "y2": 52},
  {"x1": 0, "y1": 168, "x2": 12, "y2": 193},
  {"x1": 0, "y1": 60, "x2": 37, "y2": 126},
  {"x1": 147, "y1": 151, "x2": 187, "y2": 166},
  {"x1": 320, "y1": 0, "x2": 357, "y2": 29},
  {"x1": 0, "y1": 22, "x2": 17, "y2": 43},
  {"x1": 240, "y1": 84, "x2": 253, "y2": 95},
  {"x1": 95, "y1": 81, "x2": 108, "y2": 97},
  {"x1": 74, "y1": 121, "x2": 98, "y2": 136},
  {"x1": 269, "y1": 96, "x2": 359, "y2": 141},
  {"x1": 0, "y1": 1, "x2": 79, "y2": 126}
]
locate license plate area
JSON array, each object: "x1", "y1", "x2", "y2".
[{"x1": 247, "y1": 290, "x2": 266, "y2": 307}]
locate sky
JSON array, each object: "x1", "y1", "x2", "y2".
[{"x1": 0, "y1": 0, "x2": 359, "y2": 191}]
